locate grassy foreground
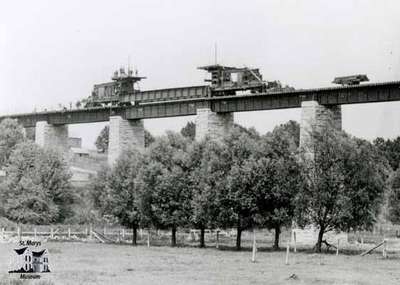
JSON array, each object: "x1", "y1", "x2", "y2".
[{"x1": 0, "y1": 242, "x2": 399, "y2": 285}]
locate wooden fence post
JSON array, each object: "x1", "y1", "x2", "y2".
[
  {"x1": 17, "y1": 227, "x2": 21, "y2": 241},
  {"x1": 122, "y1": 229, "x2": 125, "y2": 239},
  {"x1": 68, "y1": 227, "x2": 71, "y2": 239},
  {"x1": 147, "y1": 229, "x2": 150, "y2": 248},
  {"x1": 251, "y1": 229, "x2": 257, "y2": 263},
  {"x1": 103, "y1": 227, "x2": 106, "y2": 235},
  {"x1": 383, "y1": 240, "x2": 387, "y2": 258},
  {"x1": 216, "y1": 230, "x2": 220, "y2": 249},
  {"x1": 293, "y1": 231, "x2": 297, "y2": 253},
  {"x1": 50, "y1": 228, "x2": 54, "y2": 239},
  {"x1": 285, "y1": 240, "x2": 290, "y2": 265},
  {"x1": 336, "y1": 239, "x2": 340, "y2": 256},
  {"x1": 1, "y1": 228, "x2": 4, "y2": 240}
]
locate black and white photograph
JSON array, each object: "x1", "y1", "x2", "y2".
[{"x1": 1, "y1": 1, "x2": 400, "y2": 284}]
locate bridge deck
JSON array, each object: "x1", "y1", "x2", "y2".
[{"x1": 2, "y1": 81, "x2": 400, "y2": 127}]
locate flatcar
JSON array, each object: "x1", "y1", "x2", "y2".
[{"x1": 332, "y1": 75, "x2": 369, "y2": 86}]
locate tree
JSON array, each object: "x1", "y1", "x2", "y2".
[
  {"x1": 138, "y1": 132, "x2": 192, "y2": 246},
  {"x1": 95, "y1": 126, "x2": 109, "y2": 153},
  {"x1": 91, "y1": 149, "x2": 144, "y2": 245},
  {"x1": 0, "y1": 141, "x2": 73, "y2": 224},
  {"x1": 270, "y1": 120, "x2": 300, "y2": 148},
  {"x1": 340, "y1": 138, "x2": 388, "y2": 231},
  {"x1": 189, "y1": 139, "x2": 227, "y2": 247},
  {"x1": 91, "y1": 167, "x2": 111, "y2": 210},
  {"x1": 217, "y1": 126, "x2": 260, "y2": 250},
  {"x1": 181, "y1": 121, "x2": 196, "y2": 141},
  {"x1": 0, "y1": 119, "x2": 25, "y2": 167},
  {"x1": 387, "y1": 169, "x2": 400, "y2": 224},
  {"x1": 95, "y1": 125, "x2": 155, "y2": 152},
  {"x1": 225, "y1": 157, "x2": 259, "y2": 250},
  {"x1": 251, "y1": 123, "x2": 302, "y2": 250},
  {"x1": 144, "y1": 129, "x2": 155, "y2": 147},
  {"x1": 373, "y1": 137, "x2": 400, "y2": 171},
  {"x1": 297, "y1": 123, "x2": 388, "y2": 252},
  {"x1": 233, "y1": 123, "x2": 261, "y2": 141}
]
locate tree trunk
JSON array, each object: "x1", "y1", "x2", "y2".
[
  {"x1": 316, "y1": 226, "x2": 324, "y2": 253},
  {"x1": 200, "y1": 227, "x2": 205, "y2": 248},
  {"x1": 273, "y1": 225, "x2": 281, "y2": 250},
  {"x1": 132, "y1": 225, "x2": 137, "y2": 246},
  {"x1": 171, "y1": 227, "x2": 177, "y2": 247},
  {"x1": 236, "y1": 227, "x2": 242, "y2": 251}
]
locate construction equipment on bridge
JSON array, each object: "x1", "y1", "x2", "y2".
[
  {"x1": 83, "y1": 64, "x2": 294, "y2": 108},
  {"x1": 332, "y1": 74, "x2": 369, "y2": 86},
  {"x1": 197, "y1": 64, "x2": 267, "y2": 95},
  {"x1": 86, "y1": 67, "x2": 146, "y2": 108}
]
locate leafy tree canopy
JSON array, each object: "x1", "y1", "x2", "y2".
[
  {"x1": 297, "y1": 124, "x2": 388, "y2": 252},
  {"x1": 251, "y1": 122, "x2": 302, "y2": 249},
  {"x1": 95, "y1": 126, "x2": 109, "y2": 153},
  {"x1": 181, "y1": 121, "x2": 195, "y2": 141},
  {"x1": 388, "y1": 168, "x2": 400, "y2": 224},
  {"x1": 0, "y1": 141, "x2": 73, "y2": 224},
  {"x1": 0, "y1": 119, "x2": 25, "y2": 167},
  {"x1": 213, "y1": 126, "x2": 260, "y2": 249},
  {"x1": 91, "y1": 148, "x2": 144, "y2": 244},
  {"x1": 374, "y1": 137, "x2": 400, "y2": 170},
  {"x1": 138, "y1": 132, "x2": 192, "y2": 246}
]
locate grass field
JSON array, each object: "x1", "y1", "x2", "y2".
[{"x1": 1, "y1": 242, "x2": 399, "y2": 285}]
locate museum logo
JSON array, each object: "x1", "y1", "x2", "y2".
[{"x1": 8, "y1": 240, "x2": 50, "y2": 279}]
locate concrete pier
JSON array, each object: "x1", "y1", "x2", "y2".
[
  {"x1": 195, "y1": 108, "x2": 234, "y2": 141},
  {"x1": 300, "y1": 100, "x2": 342, "y2": 152},
  {"x1": 35, "y1": 121, "x2": 69, "y2": 153},
  {"x1": 108, "y1": 116, "x2": 144, "y2": 165}
]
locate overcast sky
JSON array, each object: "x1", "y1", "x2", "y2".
[{"x1": 1, "y1": 0, "x2": 400, "y2": 148}]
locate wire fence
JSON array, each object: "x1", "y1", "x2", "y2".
[{"x1": 2, "y1": 224, "x2": 400, "y2": 254}]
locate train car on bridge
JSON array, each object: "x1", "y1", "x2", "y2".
[
  {"x1": 197, "y1": 64, "x2": 293, "y2": 96},
  {"x1": 198, "y1": 64, "x2": 268, "y2": 95},
  {"x1": 85, "y1": 68, "x2": 146, "y2": 108}
]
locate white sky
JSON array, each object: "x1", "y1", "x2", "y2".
[{"x1": 1, "y1": 0, "x2": 400, "y2": 148}]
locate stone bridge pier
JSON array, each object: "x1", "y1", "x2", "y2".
[
  {"x1": 108, "y1": 116, "x2": 144, "y2": 165},
  {"x1": 300, "y1": 100, "x2": 342, "y2": 154},
  {"x1": 35, "y1": 121, "x2": 69, "y2": 153},
  {"x1": 195, "y1": 108, "x2": 234, "y2": 141}
]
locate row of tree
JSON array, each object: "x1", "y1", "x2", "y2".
[
  {"x1": 91, "y1": 120, "x2": 389, "y2": 252},
  {"x1": 0, "y1": 117, "x2": 398, "y2": 252}
]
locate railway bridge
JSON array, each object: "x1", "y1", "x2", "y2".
[{"x1": 1, "y1": 80, "x2": 400, "y2": 165}]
